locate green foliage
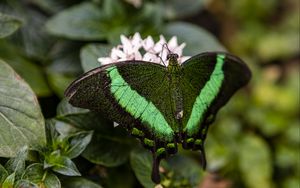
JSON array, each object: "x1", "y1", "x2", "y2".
[
  {"x1": 0, "y1": 0, "x2": 299, "y2": 187},
  {"x1": 0, "y1": 12, "x2": 22, "y2": 38},
  {"x1": 17, "y1": 163, "x2": 61, "y2": 188},
  {"x1": 163, "y1": 22, "x2": 225, "y2": 55},
  {"x1": 130, "y1": 149, "x2": 157, "y2": 188},
  {"x1": 61, "y1": 177, "x2": 103, "y2": 188},
  {"x1": 56, "y1": 100, "x2": 135, "y2": 167},
  {"x1": 0, "y1": 60, "x2": 46, "y2": 157}
]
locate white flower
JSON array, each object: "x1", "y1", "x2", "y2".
[{"x1": 97, "y1": 32, "x2": 190, "y2": 67}]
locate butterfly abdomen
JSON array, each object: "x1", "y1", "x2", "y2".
[{"x1": 167, "y1": 64, "x2": 184, "y2": 135}]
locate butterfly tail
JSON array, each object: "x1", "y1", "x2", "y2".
[
  {"x1": 200, "y1": 146, "x2": 207, "y2": 170},
  {"x1": 151, "y1": 154, "x2": 161, "y2": 184}
]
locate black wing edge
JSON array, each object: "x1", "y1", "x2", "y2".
[
  {"x1": 182, "y1": 51, "x2": 251, "y2": 82},
  {"x1": 64, "y1": 60, "x2": 166, "y2": 100}
]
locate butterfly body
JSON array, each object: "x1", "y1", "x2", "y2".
[{"x1": 65, "y1": 52, "x2": 251, "y2": 183}]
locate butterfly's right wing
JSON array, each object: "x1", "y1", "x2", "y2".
[{"x1": 179, "y1": 52, "x2": 251, "y2": 168}]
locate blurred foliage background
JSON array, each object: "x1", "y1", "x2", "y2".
[{"x1": 0, "y1": 0, "x2": 299, "y2": 188}]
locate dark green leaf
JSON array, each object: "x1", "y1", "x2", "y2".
[
  {"x1": 14, "y1": 180, "x2": 37, "y2": 188},
  {"x1": 46, "y1": 71, "x2": 77, "y2": 98},
  {"x1": 0, "y1": 60, "x2": 46, "y2": 158},
  {"x1": 64, "y1": 131, "x2": 93, "y2": 159},
  {"x1": 44, "y1": 151, "x2": 80, "y2": 176},
  {"x1": 46, "y1": 42, "x2": 82, "y2": 98},
  {"x1": 163, "y1": 22, "x2": 225, "y2": 55},
  {"x1": 0, "y1": 2, "x2": 54, "y2": 60},
  {"x1": 0, "y1": 164, "x2": 8, "y2": 184},
  {"x1": 81, "y1": 126, "x2": 133, "y2": 167},
  {"x1": 29, "y1": 0, "x2": 82, "y2": 14},
  {"x1": 282, "y1": 177, "x2": 299, "y2": 188},
  {"x1": 5, "y1": 146, "x2": 28, "y2": 179},
  {"x1": 45, "y1": 119, "x2": 60, "y2": 146},
  {"x1": 57, "y1": 98, "x2": 89, "y2": 116},
  {"x1": 1, "y1": 173, "x2": 15, "y2": 188},
  {"x1": 18, "y1": 8, "x2": 55, "y2": 60},
  {"x1": 61, "y1": 177, "x2": 102, "y2": 188},
  {"x1": 275, "y1": 144, "x2": 299, "y2": 169},
  {"x1": 80, "y1": 44, "x2": 112, "y2": 72},
  {"x1": 58, "y1": 112, "x2": 135, "y2": 167},
  {"x1": 105, "y1": 165, "x2": 135, "y2": 188},
  {"x1": 45, "y1": 2, "x2": 106, "y2": 40},
  {"x1": 238, "y1": 134, "x2": 272, "y2": 188},
  {"x1": 167, "y1": 155, "x2": 203, "y2": 186},
  {"x1": 0, "y1": 12, "x2": 22, "y2": 38},
  {"x1": 57, "y1": 100, "x2": 134, "y2": 166},
  {"x1": 162, "y1": 0, "x2": 205, "y2": 19},
  {"x1": 20, "y1": 163, "x2": 61, "y2": 188},
  {"x1": 0, "y1": 41, "x2": 52, "y2": 96},
  {"x1": 130, "y1": 149, "x2": 157, "y2": 188},
  {"x1": 102, "y1": 0, "x2": 125, "y2": 18}
]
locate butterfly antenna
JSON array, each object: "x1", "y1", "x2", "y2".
[
  {"x1": 158, "y1": 43, "x2": 170, "y2": 66},
  {"x1": 158, "y1": 54, "x2": 166, "y2": 67},
  {"x1": 163, "y1": 43, "x2": 172, "y2": 54}
]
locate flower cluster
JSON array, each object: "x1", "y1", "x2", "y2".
[{"x1": 97, "y1": 33, "x2": 190, "y2": 67}]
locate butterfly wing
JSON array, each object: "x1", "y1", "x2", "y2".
[
  {"x1": 180, "y1": 52, "x2": 251, "y2": 166},
  {"x1": 65, "y1": 61, "x2": 180, "y2": 183},
  {"x1": 65, "y1": 61, "x2": 178, "y2": 142}
]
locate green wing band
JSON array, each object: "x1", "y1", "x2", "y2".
[
  {"x1": 185, "y1": 54, "x2": 225, "y2": 136},
  {"x1": 107, "y1": 66, "x2": 174, "y2": 141}
]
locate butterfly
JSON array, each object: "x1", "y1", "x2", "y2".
[{"x1": 65, "y1": 51, "x2": 251, "y2": 183}]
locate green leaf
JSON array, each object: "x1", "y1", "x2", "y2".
[
  {"x1": 0, "y1": 12, "x2": 22, "y2": 38},
  {"x1": 1, "y1": 173, "x2": 15, "y2": 188},
  {"x1": 80, "y1": 44, "x2": 112, "y2": 72},
  {"x1": 56, "y1": 100, "x2": 134, "y2": 166},
  {"x1": 162, "y1": 0, "x2": 205, "y2": 19},
  {"x1": 61, "y1": 177, "x2": 102, "y2": 188},
  {"x1": 13, "y1": 180, "x2": 37, "y2": 188},
  {"x1": 238, "y1": 134, "x2": 272, "y2": 188},
  {"x1": 45, "y1": 2, "x2": 106, "y2": 40},
  {"x1": 130, "y1": 149, "x2": 157, "y2": 188},
  {"x1": 44, "y1": 151, "x2": 80, "y2": 176},
  {"x1": 19, "y1": 163, "x2": 61, "y2": 188},
  {"x1": 82, "y1": 126, "x2": 133, "y2": 167},
  {"x1": 282, "y1": 177, "x2": 299, "y2": 188},
  {"x1": 105, "y1": 165, "x2": 135, "y2": 188},
  {"x1": 275, "y1": 143, "x2": 299, "y2": 169},
  {"x1": 102, "y1": 0, "x2": 125, "y2": 18},
  {"x1": 0, "y1": 164, "x2": 8, "y2": 184},
  {"x1": 46, "y1": 42, "x2": 82, "y2": 98},
  {"x1": 163, "y1": 22, "x2": 225, "y2": 55},
  {"x1": 47, "y1": 72, "x2": 77, "y2": 98},
  {"x1": 0, "y1": 40, "x2": 52, "y2": 97},
  {"x1": 64, "y1": 131, "x2": 93, "y2": 159},
  {"x1": 57, "y1": 98, "x2": 89, "y2": 116},
  {"x1": 45, "y1": 119, "x2": 60, "y2": 148},
  {"x1": 0, "y1": 2, "x2": 54, "y2": 60},
  {"x1": 167, "y1": 155, "x2": 203, "y2": 187},
  {"x1": 5, "y1": 146, "x2": 28, "y2": 179},
  {"x1": 17, "y1": 8, "x2": 55, "y2": 60},
  {"x1": 58, "y1": 112, "x2": 135, "y2": 167},
  {"x1": 0, "y1": 60, "x2": 46, "y2": 158}
]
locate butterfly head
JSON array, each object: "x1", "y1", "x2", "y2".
[
  {"x1": 167, "y1": 53, "x2": 179, "y2": 61},
  {"x1": 167, "y1": 53, "x2": 180, "y2": 67}
]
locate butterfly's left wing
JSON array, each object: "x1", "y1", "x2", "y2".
[
  {"x1": 65, "y1": 61, "x2": 180, "y2": 183},
  {"x1": 65, "y1": 61, "x2": 178, "y2": 143},
  {"x1": 180, "y1": 52, "x2": 251, "y2": 166}
]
